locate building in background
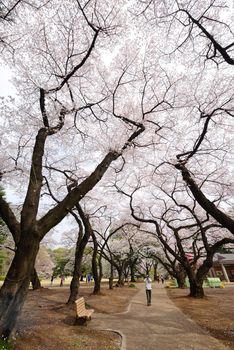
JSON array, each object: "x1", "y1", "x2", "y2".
[{"x1": 210, "y1": 254, "x2": 234, "y2": 282}]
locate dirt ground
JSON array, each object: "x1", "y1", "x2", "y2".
[
  {"x1": 12, "y1": 283, "x2": 137, "y2": 350},
  {"x1": 167, "y1": 286, "x2": 234, "y2": 349},
  {"x1": 5, "y1": 282, "x2": 234, "y2": 350}
]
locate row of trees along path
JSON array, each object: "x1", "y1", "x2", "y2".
[{"x1": 0, "y1": 0, "x2": 234, "y2": 341}]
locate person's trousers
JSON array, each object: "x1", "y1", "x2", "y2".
[{"x1": 146, "y1": 289, "x2": 151, "y2": 305}]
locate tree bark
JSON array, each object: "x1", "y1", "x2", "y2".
[
  {"x1": 0, "y1": 235, "x2": 40, "y2": 338},
  {"x1": 175, "y1": 163, "x2": 234, "y2": 234},
  {"x1": 175, "y1": 264, "x2": 186, "y2": 288},
  {"x1": 67, "y1": 273, "x2": 80, "y2": 305},
  {"x1": 153, "y1": 261, "x2": 158, "y2": 282},
  {"x1": 187, "y1": 258, "x2": 212, "y2": 298},
  {"x1": 188, "y1": 279, "x2": 204, "y2": 298},
  {"x1": 67, "y1": 206, "x2": 90, "y2": 305},
  {"x1": 129, "y1": 258, "x2": 137, "y2": 282},
  {"x1": 116, "y1": 265, "x2": 125, "y2": 287},
  {"x1": 176, "y1": 276, "x2": 186, "y2": 288},
  {"x1": 109, "y1": 263, "x2": 114, "y2": 290},
  {"x1": 92, "y1": 232, "x2": 101, "y2": 295},
  {"x1": 31, "y1": 268, "x2": 41, "y2": 290},
  {"x1": 0, "y1": 128, "x2": 46, "y2": 339}
]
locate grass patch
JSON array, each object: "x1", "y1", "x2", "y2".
[
  {"x1": 70, "y1": 335, "x2": 89, "y2": 347},
  {"x1": 0, "y1": 339, "x2": 13, "y2": 350}
]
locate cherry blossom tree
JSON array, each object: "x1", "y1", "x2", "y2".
[
  {"x1": 93, "y1": 221, "x2": 140, "y2": 287},
  {"x1": 0, "y1": 0, "x2": 177, "y2": 337},
  {"x1": 35, "y1": 245, "x2": 54, "y2": 280},
  {"x1": 1, "y1": 0, "x2": 233, "y2": 339},
  {"x1": 0, "y1": 0, "x2": 141, "y2": 338},
  {"x1": 170, "y1": 1, "x2": 234, "y2": 234},
  {"x1": 136, "y1": 0, "x2": 234, "y2": 233},
  {"x1": 116, "y1": 166, "x2": 234, "y2": 297}
]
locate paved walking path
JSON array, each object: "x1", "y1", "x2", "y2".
[{"x1": 90, "y1": 283, "x2": 230, "y2": 350}]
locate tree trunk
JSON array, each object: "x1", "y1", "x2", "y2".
[
  {"x1": 92, "y1": 234, "x2": 101, "y2": 295},
  {"x1": 124, "y1": 267, "x2": 129, "y2": 282},
  {"x1": 175, "y1": 265, "x2": 186, "y2": 288},
  {"x1": 188, "y1": 279, "x2": 204, "y2": 298},
  {"x1": 67, "y1": 203, "x2": 94, "y2": 305},
  {"x1": 67, "y1": 229, "x2": 88, "y2": 304},
  {"x1": 146, "y1": 262, "x2": 151, "y2": 275},
  {"x1": 98, "y1": 255, "x2": 103, "y2": 290},
  {"x1": 153, "y1": 262, "x2": 158, "y2": 282},
  {"x1": 0, "y1": 235, "x2": 40, "y2": 338},
  {"x1": 31, "y1": 268, "x2": 41, "y2": 290},
  {"x1": 188, "y1": 258, "x2": 213, "y2": 298},
  {"x1": 176, "y1": 276, "x2": 186, "y2": 288},
  {"x1": 109, "y1": 263, "x2": 114, "y2": 290},
  {"x1": 68, "y1": 273, "x2": 80, "y2": 305},
  {"x1": 116, "y1": 266, "x2": 125, "y2": 287},
  {"x1": 130, "y1": 262, "x2": 136, "y2": 282}
]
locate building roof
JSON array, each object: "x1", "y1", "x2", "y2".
[{"x1": 213, "y1": 253, "x2": 234, "y2": 265}]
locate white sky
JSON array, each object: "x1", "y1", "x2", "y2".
[{"x1": 0, "y1": 65, "x2": 16, "y2": 97}]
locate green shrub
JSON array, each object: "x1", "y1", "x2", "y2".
[
  {"x1": 129, "y1": 283, "x2": 136, "y2": 288},
  {"x1": 0, "y1": 338, "x2": 13, "y2": 350}
]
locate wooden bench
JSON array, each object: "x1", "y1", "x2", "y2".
[{"x1": 75, "y1": 297, "x2": 94, "y2": 325}]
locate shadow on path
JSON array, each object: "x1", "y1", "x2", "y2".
[{"x1": 90, "y1": 283, "x2": 231, "y2": 350}]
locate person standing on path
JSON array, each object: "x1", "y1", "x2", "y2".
[
  {"x1": 50, "y1": 274, "x2": 54, "y2": 286},
  {"x1": 144, "y1": 275, "x2": 152, "y2": 306},
  {"x1": 60, "y1": 275, "x2": 65, "y2": 287}
]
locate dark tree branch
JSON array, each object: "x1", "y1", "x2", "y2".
[
  {"x1": 37, "y1": 150, "x2": 120, "y2": 236},
  {"x1": 182, "y1": 10, "x2": 234, "y2": 65},
  {"x1": 175, "y1": 162, "x2": 234, "y2": 234},
  {"x1": 21, "y1": 128, "x2": 47, "y2": 232},
  {"x1": 0, "y1": 196, "x2": 20, "y2": 244}
]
